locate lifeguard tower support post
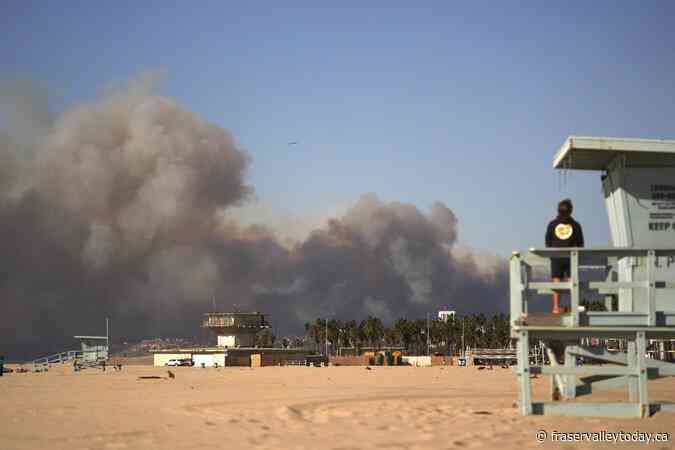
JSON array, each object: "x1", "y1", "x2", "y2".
[{"x1": 511, "y1": 136, "x2": 675, "y2": 417}]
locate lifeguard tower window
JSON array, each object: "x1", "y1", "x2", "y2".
[{"x1": 74, "y1": 336, "x2": 109, "y2": 362}]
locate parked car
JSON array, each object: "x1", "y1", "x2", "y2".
[
  {"x1": 178, "y1": 358, "x2": 194, "y2": 366},
  {"x1": 165, "y1": 359, "x2": 180, "y2": 367}
]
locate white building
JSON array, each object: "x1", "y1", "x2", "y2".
[{"x1": 438, "y1": 310, "x2": 456, "y2": 322}]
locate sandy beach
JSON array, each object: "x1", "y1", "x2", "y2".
[{"x1": 0, "y1": 363, "x2": 673, "y2": 450}]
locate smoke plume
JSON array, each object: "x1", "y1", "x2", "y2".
[{"x1": 0, "y1": 77, "x2": 508, "y2": 359}]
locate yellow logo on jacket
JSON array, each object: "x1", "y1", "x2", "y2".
[{"x1": 555, "y1": 223, "x2": 573, "y2": 240}]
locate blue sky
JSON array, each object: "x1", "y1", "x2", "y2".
[{"x1": 3, "y1": 1, "x2": 675, "y2": 256}]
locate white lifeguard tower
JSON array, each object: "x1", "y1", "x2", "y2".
[
  {"x1": 30, "y1": 318, "x2": 110, "y2": 372},
  {"x1": 73, "y1": 336, "x2": 109, "y2": 362},
  {"x1": 511, "y1": 136, "x2": 675, "y2": 417}
]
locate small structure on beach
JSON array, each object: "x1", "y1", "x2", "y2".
[
  {"x1": 74, "y1": 335, "x2": 109, "y2": 362},
  {"x1": 30, "y1": 319, "x2": 111, "y2": 372}
]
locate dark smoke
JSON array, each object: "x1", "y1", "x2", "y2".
[{"x1": 0, "y1": 77, "x2": 508, "y2": 359}]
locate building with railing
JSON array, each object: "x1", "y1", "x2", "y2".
[{"x1": 202, "y1": 312, "x2": 270, "y2": 348}]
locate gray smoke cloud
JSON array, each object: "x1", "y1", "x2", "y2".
[
  {"x1": 253, "y1": 194, "x2": 508, "y2": 326},
  {"x1": 0, "y1": 77, "x2": 508, "y2": 359}
]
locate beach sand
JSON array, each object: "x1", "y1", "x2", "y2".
[{"x1": 0, "y1": 363, "x2": 673, "y2": 449}]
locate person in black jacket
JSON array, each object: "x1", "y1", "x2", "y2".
[{"x1": 545, "y1": 199, "x2": 584, "y2": 313}]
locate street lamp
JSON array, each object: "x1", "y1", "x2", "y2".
[
  {"x1": 462, "y1": 316, "x2": 465, "y2": 359},
  {"x1": 426, "y1": 313, "x2": 431, "y2": 356},
  {"x1": 324, "y1": 313, "x2": 336, "y2": 357}
]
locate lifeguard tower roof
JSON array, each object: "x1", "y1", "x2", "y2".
[{"x1": 553, "y1": 136, "x2": 675, "y2": 170}]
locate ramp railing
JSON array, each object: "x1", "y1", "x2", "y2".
[{"x1": 32, "y1": 350, "x2": 83, "y2": 372}]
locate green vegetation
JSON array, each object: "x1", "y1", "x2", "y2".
[{"x1": 303, "y1": 314, "x2": 511, "y2": 355}]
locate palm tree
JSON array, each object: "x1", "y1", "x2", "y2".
[
  {"x1": 327, "y1": 319, "x2": 342, "y2": 353},
  {"x1": 491, "y1": 313, "x2": 511, "y2": 348},
  {"x1": 394, "y1": 319, "x2": 414, "y2": 353},
  {"x1": 383, "y1": 326, "x2": 399, "y2": 347},
  {"x1": 360, "y1": 316, "x2": 384, "y2": 349},
  {"x1": 474, "y1": 313, "x2": 487, "y2": 348},
  {"x1": 255, "y1": 329, "x2": 276, "y2": 348},
  {"x1": 460, "y1": 315, "x2": 474, "y2": 353},
  {"x1": 344, "y1": 320, "x2": 361, "y2": 350},
  {"x1": 430, "y1": 318, "x2": 451, "y2": 354},
  {"x1": 413, "y1": 319, "x2": 427, "y2": 355},
  {"x1": 304, "y1": 319, "x2": 326, "y2": 353},
  {"x1": 443, "y1": 316, "x2": 460, "y2": 355}
]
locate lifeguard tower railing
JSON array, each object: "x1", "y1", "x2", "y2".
[{"x1": 511, "y1": 247, "x2": 675, "y2": 417}]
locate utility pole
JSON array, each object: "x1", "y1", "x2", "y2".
[
  {"x1": 461, "y1": 316, "x2": 465, "y2": 359},
  {"x1": 426, "y1": 313, "x2": 430, "y2": 356},
  {"x1": 325, "y1": 318, "x2": 328, "y2": 357},
  {"x1": 106, "y1": 317, "x2": 110, "y2": 361},
  {"x1": 157, "y1": 297, "x2": 161, "y2": 339}
]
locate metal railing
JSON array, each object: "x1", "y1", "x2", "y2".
[
  {"x1": 202, "y1": 318, "x2": 270, "y2": 328},
  {"x1": 510, "y1": 247, "x2": 675, "y2": 330},
  {"x1": 32, "y1": 350, "x2": 83, "y2": 372},
  {"x1": 510, "y1": 247, "x2": 675, "y2": 417}
]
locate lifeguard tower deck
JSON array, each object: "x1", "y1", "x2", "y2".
[
  {"x1": 202, "y1": 311, "x2": 269, "y2": 348},
  {"x1": 511, "y1": 136, "x2": 675, "y2": 417}
]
